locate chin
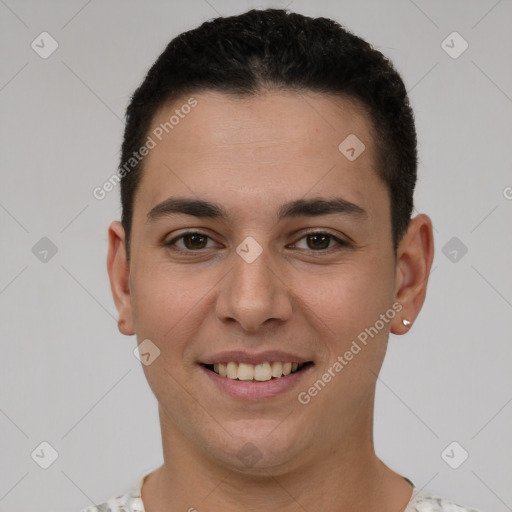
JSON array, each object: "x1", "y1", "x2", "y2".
[{"x1": 203, "y1": 420, "x2": 308, "y2": 474}]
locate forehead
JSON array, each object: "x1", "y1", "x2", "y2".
[
  {"x1": 135, "y1": 90, "x2": 386, "y2": 221},
  {"x1": 150, "y1": 90, "x2": 374, "y2": 156}
]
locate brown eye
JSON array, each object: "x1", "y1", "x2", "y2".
[
  {"x1": 292, "y1": 231, "x2": 347, "y2": 252},
  {"x1": 306, "y1": 233, "x2": 331, "y2": 250},
  {"x1": 165, "y1": 232, "x2": 215, "y2": 251},
  {"x1": 182, "y1": 233, "x2": 208, "y2": 250}
]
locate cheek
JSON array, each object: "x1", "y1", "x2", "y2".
[
  {"x1": 296, "y1": 258, "x2": 395, "y2": 351},
  {"x1": 131, "y1": 266, "x2": 211, "y2": 401},
  {"x1": 130, "y1": 263, "x2": 209, "y2": 349}
]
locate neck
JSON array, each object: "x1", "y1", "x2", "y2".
[{"x1": 142, "y1": 398, "x2": 413, "y2": 512}]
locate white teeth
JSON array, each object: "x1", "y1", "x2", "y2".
[
  {"x1": 237, "y1": 363, "x2": 254, "y2": 381},
  {"x1": 271, "y1": 361, "x2": 283, "y2": 378},
  {"x1": 254, "y1": 362, "x2": 272, "y2": 381},
  {"x1": 210, "y1": 361, "x2": 304, "y2": 380},
  {"x1": 226, "y1": 361, "x2": 238, "y2": 379}
]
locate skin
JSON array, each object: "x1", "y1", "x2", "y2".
[{"x1": 107, "y1": 90, "x2": 434, "y2": 511}]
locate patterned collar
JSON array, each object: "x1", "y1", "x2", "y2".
[{"x1": 85, "y1": 472, "x2": 479, "y2": 512}]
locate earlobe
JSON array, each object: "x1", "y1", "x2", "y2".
[
  {"x1": 106, "y1": 221, "x2": 135, "y2": 336},
  {"x1": 391, "y1": 214, "x2": 434, "y2": 335}
]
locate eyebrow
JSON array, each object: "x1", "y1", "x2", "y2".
[
  {"x1": 146, "y1": 196, "x2": 367, "y2": 224},
  {"x1": 146, "y1": 197, "x2": 367, "y2": 223}
]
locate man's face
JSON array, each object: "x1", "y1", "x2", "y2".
[{"x1": 123, "y1": 91, "x2": 399, "y2": 470}]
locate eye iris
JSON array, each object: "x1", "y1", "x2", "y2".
[
  {"x1": 184, "y1": 233, "x2": 207, "y2": 249},
  {"x1": 307, "y1": 233, "x2": 330, "y2": 250}
]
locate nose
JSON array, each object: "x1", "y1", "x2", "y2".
[{"x1": 215, "y1": 242, "x2": 293, "y2": 333}]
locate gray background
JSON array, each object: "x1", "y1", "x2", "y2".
[{"x1": 1, "y1": 0, "x2": 511, "y2": 510}]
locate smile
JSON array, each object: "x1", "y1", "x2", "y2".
[
  {"x1": 200, "y1": 350, "x2": 315, "y2": 399},
  {"x1": 204, "y1": 361, "x2": 308, "y2": 381}
]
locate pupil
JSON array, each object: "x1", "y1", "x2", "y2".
[
  {"x1": 308, "y1": 234, "x2": 329, "y2": 250},
  {"x1": 185, "y1": 234, "x2": 206, "y2": 249}
]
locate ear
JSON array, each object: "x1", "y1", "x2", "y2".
[
  {"x1": 107, "y1": 221, "x2": 135, "y2": 336},
  {"x1": 390, "y1": 214, "x2": 435, "y2": 335}
]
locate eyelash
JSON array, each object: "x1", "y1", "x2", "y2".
[{"x1": 164, "y1": 230, "x2": 348, "y2": 254}]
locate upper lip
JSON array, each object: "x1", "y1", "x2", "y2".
[{"x1": 201, "y1": 350, "x2": 313, "y2": 365}]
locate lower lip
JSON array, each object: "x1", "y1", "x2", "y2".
[{"x1": 200, "y1": 364, "x2": 313, "y2": 400}]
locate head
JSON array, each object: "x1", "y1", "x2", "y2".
[
  {"x1": 119, "y1": 8, "x2": 417, "y2": 261},
  {"x1": 107, "y1": 9, "x2": 433, "y2": 474}
]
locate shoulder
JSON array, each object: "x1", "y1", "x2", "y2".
[
  {"x1": 407, "y1": 489, "x2": 482, "y2": 512},
  {"x1": 79, "y1": 492, "x2": 144, "y2": 512},
  {"x1": 79, "y1": 474, "x2": 146, "y2": 512}
]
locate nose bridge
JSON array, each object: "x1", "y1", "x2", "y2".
[
  {"x1": 234, "y1": 241, "x2": 273, "y2": 293},
  {"x1": 217, "y1": 237, "x2": 292, "y2": 331}
]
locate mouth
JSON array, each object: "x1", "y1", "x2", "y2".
[
  {"x1": 200, "y1": 350, "x2": 315, "y2": 400},
  {"x1": 202, "y1": 361, "x2": 314, "y2": 382}
]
